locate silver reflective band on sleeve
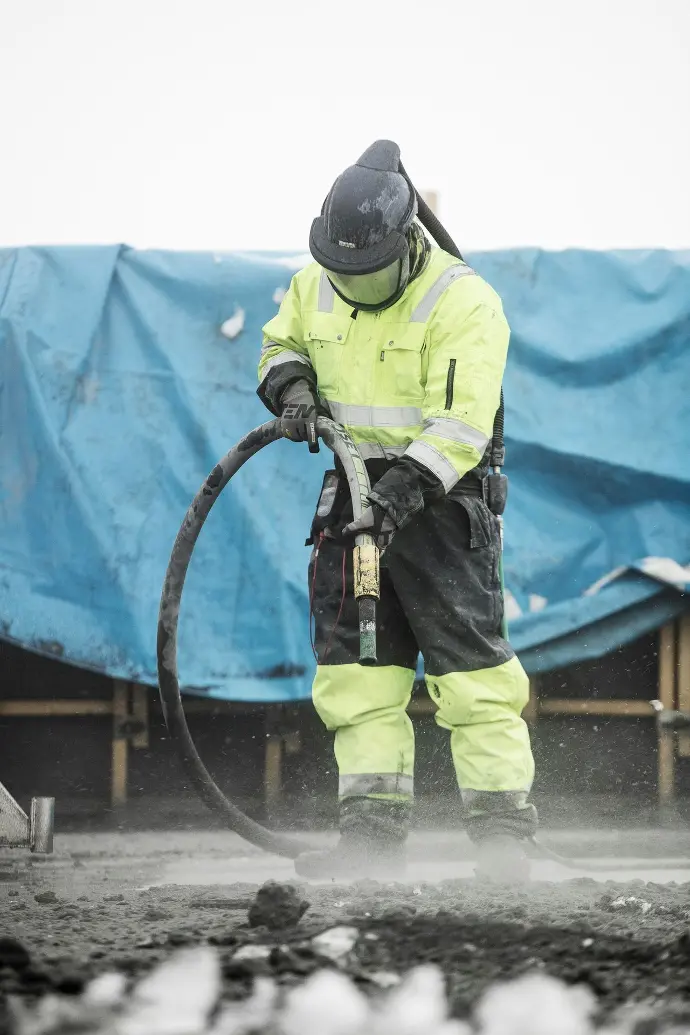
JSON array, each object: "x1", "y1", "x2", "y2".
[
  {"x1": 260, "y1": 338, "x2": 281, "y2": 357},
  {"x1": 410, "y1": 263, "x2": 476, "y2": 323},
  {"x1": 326, "y1": 400, "x2": 422, "y2": 427},
  {"x1": 356, "y1": 442, "x2": 407, "y2": 461},
  {"x1": 404, "y1": 439, "x2": 459, "y2": 492},
  {"x1": 422, "y1": 417, "x2": 490, "y2": 452},
  {"x1": 260, "y1": 350, "x2": 312, "y2": 377},
  {"x1": 318, "y1": 269, "x2": 335, "y2": 313},
  {"x1": 339, "y1": 773, "x2": 414, "y2": 797}
]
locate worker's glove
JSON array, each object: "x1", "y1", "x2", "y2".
[
  {"x1": 279, "y1": 380, "x2": 321, "y2": 454},
  {"x1": 367, "y1": 457, "x2": 445, "y2": 529},
  {"x1": 343, "y1": 457, "x2": 447, "y2": 548},
  {"x1": 342, "y1": 502, "x2": 398, "y2": 551}
]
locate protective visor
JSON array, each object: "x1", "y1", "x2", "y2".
[{"x1": 327, "y1": 255, "x2": 409, "y2": 312}]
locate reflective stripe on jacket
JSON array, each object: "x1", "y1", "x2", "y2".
[{"x1": 258, "y1": 248, "x2": 510, "y2": 490}]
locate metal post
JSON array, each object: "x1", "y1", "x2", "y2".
[
  {"x1": 30, "y1": 797, "x2": 55, "y2": 853},
  {"x1": 678, "y1": 615, "x2": 690, "y2": 758},
  {"x1": 111, "y1": 680, "x2": 129, "y2": 808},
  {"x1": 657, "y1": 623, "x2": 677, "y2": 806},
  {"x1": 131, "y1": 684, "x2": 150, "y2": 749},
  {"x1": 264, "y1": 736, "x2": 283, "y2": 817}
]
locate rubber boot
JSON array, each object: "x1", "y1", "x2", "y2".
[
  {"x1": 474, "y1": 834, "x2": 531, "y2": 883},
  {"x1": 462, "y1": 791, "x2": 536, "y2": 883},
  {"x1": 294, "y1": 798, "x2": 408, "y2": 881}
]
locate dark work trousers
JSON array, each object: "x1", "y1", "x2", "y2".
[{"x1": 308, "y1": 493, "x2": 537, "y2": 841}]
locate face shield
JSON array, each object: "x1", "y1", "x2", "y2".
[{"x1": 326, "y1": 252, "x2": 410, "y2": 313}]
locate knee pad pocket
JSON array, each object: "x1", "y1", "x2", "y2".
[
  {"x1": 313, "y1": 664, "x2": 414, "y2": 730},
  {"x1": 429, "y1": 657, "x2": 530, "y2": 727}
]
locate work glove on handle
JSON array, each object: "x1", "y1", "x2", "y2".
[
  {"x1": 342, "y1": 502, "x2": 398, "y2": 551},
  {"x1": 279, "y1": 380, "x2": 321, "y2": 453},
  {"x1": 342, "y1": 457, "x2": 446, "y2": 551}
]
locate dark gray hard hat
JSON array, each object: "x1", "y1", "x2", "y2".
[{"x1": 309, "y1": 140, "x2": 418, "y2": 310}]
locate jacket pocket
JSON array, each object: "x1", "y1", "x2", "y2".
[
  {"x1": 379, "y1": 324, "x2": 426, "y2": 400},
  {"x1": 303, "y1": 313, "x2": 352, "y2": 396}
]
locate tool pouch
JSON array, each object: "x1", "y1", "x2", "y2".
[
  {"x1": 305, "y1": 470, "x2": 348, "y2": 545},
  {"x1": 484, "y1": 471, "x2": 509, "y2": 516}
]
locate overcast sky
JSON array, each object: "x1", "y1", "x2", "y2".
[{"x1": 2, "y1": 0, "x2": 689, "y2": 252}]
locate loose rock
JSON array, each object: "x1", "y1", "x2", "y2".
[
  {"x1": 33, "y1": 890, "x2": 58, "y2": 904},
  {"x1": 247, "y1": 881, "x2": 310, "y2": 931},
  {"x1": 0, "y1": 937, "x2": 30, "y2": 971}
]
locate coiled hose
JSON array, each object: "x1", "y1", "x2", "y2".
[{"x1": 157, "y1": 417, "x2": 378, "y2": 859}]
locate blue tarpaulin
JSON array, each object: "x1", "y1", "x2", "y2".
[{"x1": 1, "y1": 246, "x2": 688, "y2": 700}]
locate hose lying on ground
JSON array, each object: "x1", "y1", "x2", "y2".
[{"x1": 157, "y1": 417, "x2": 377, "y2": 860}]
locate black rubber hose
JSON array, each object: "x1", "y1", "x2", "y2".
[
  {"x1": 491, "y1": 390, "x2": 505, "y2": 468},
  {"x1": 157, "y1": 416, "x2": 373, "y2": 859},
  {"x1": 398, "y1": 160, "x2": 464, "y2": 262}
]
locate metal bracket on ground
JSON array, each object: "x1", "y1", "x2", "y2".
[{"x1": 0, "y1": 781, "x2": 54, "y2": 853}]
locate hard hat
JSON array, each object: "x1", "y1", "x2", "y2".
[{"x1": 309, "y1": 140, "x2": 418, "y2": 312}]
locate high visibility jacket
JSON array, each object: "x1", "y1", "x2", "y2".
[{"x1": 258, "y1": 249, "x2": 510, "y2": 491}]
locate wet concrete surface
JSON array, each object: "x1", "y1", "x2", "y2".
[{"x1": 1, "y1": 829, "x2": 690, "y2": 1022}]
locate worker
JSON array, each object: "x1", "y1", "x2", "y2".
[{"x1": 257, "y1": 140, "x2": 536, "y2": 882}]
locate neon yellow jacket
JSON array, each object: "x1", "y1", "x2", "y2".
[{"x1": 258, "y1": 248, "x2": 509, "y2": 491}]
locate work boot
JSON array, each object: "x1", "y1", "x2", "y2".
[
  {"x1": 462, "y1": 791, "x2": 537, "y2": 883},
  {"x1": 294, "y1": 798, "x2": 408, "y2": 881},
  {"x1": 474, "y1": 834, "x2": 531, "y2": 883}
]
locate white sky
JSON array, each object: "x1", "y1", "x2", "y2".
[{"x1": 2, "y1": 0, "x2": 689, "y2": 251}]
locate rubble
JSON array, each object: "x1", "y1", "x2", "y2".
[
  {"x1": 311, "y1": 927, "x2": 359, "y2": 962},
  {"x1": 8, "y1": 947, "x2": 690, "y2": 1035},
  {"x1": 247, "y1": 881, "x2": 310, "y2": 931},
  {"x1": 2, "y1": 833, "x2": 690, "y2": 1027}
]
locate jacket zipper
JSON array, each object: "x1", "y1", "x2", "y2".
[{"x1": 445, "y1": 359, "x2": 456, "y2": 409}]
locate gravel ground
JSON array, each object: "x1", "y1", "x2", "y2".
[{"x1": 1, "y1": 829, "x2": 690, "y2": 1028}]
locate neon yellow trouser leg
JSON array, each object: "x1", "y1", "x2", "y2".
[
  {"x1": 312, "y1": 663, "x2": 416, "y2": 800},
  {"x1": 428, "y1": 655, "x2": 535, "y2": 793}
]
